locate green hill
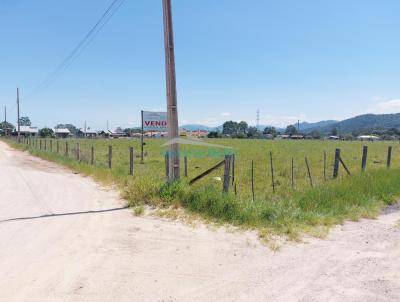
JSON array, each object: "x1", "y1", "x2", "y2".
[{"x1": 306, "y1": 113, "x2": 400, "y2": 134}]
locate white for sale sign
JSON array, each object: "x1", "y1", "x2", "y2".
[{"x1": 143, "y1": 111, "x2": 168, "y2": 131}]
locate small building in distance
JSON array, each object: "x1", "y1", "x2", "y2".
[
  {"x1": 108, "y1": 129, "x2": 126, "y2": 139},
  {"x1": 188, "y1": 130, "x2": 209, "y2": 138},
  {"x1": 80, "y1": 128, "x2": 97, "y2": 139},
  {"x1": 54, "y1": 128, "x2": 71, "y2": 139},
  {"x1": 262, "y1": 134, "x2": 275, "y2": 139},
  {"x1": 328, "y1": 135, "x2": 340, "y2": 140},
  {"x1": 290, "y1": 134, "x2": 305, "y2": 140},
  {"x1": 18, "y1": 126, "x2": 39, "y2": 137},
  {"x1": 358, "y1": 135, "x2": 381, "y2": 141},
  {"x1": 144, "y1": 131, "x2": 167, "y2": 137},
  {"x1": 179, "y1": 129, "x2": 210, "y2": 138}
]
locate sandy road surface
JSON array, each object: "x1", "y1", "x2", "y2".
[{"x1": 0, "y1": 141, "x2": 400, "y2": 302}]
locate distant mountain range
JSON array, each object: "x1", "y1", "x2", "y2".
[
  {"x1": 180, "y1": 113, "x2": 400, "y2": 134},
  {"x1": 179, "y1": 124, "x2": 219, "y2": 132},
  {"x1": 298, "y1": 120, "x2": 338, "y2": 132},
  {"x1": 306, "y1": 113, "x2": 400, "y2": 134}
]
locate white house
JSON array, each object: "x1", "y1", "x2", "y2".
[
  {"x1": 54, "y1": 128, "x2": 71, "y2": 138},
  {"x1": 358, "y1": 135, "x2": 381, "y2": 141},
  {"x1": 79, "y1": 128, "x2": 98, "y2": 138},
  {"x1": 18, "y1": 126, "x2": 39, "y2": 137}
]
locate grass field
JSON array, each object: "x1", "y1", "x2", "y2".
[{"x1": 7, "y1": 137, "x2": 400, "y2": 238}]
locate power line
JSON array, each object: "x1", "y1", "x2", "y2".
[{"x1": 24, "y1": 0, "x2": 126, "y2": 99}]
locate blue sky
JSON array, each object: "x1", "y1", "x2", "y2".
[{"x1": 1, "y1": 0, "x2": 400, "y2": 130}]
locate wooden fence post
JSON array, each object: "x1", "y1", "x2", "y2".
[
  {"x1": 108, "y1": 145, "x2": 112, "y2": 169},
  {"x1": 270, "y1": 151, "x2": 275, "y2": 193},
  {"x1": 39, "y1": 140, "x2": 42, "y2": 150},
  {"x1": 184, "y1": 156, "x2": 188, "y2": 177},
  {"x1": 50, "y1": 140, "x2": 52, "y2": 152},
  {"x1": 251, "y1": 160, "x2": 255, "y2": 201},
  {"x1": 129, "y1": 147, "x2": 134, "y2": 176},
  {"x1": 165, "y1": 152, "x2": 169, "y2": 177},
  {"x1": 44, "y1": 140, "x2": 47, "y2": 151},
  {"x1": 231, "y1": 154, "x2": 235, "y2": 185},
  {"x1": 291, "y1": 157, "x2": 294, "y2": 189},
  {"x1": 305, "y1": 157, "x2": 313, "y2": 187},
  {"x1": 56, "y1": 140, "x2": 59, "y2": 153},
  {"x1": 333, "y1": 148, "x2": 341, "y2": 178},
  {"x1": 323, "y1": 151, "x2": 327, "y2": 181},
  {"x1": 65, "y1": 142, "x2": 69, "y2": 157},
  {"x1": 361, "y1": 146, "x2": 368, "y2": 172},
  {"x1": 76, "y1": 143, "x2": 80, "y2": 161},
  {"x1": 91, "y1": 145, "x2": 94, "y2": 165},
  {"x1": 223, "y1": 155, "x2": 232, "y2": 193},
  {"x1": 387, "y1": 146, "x2": 392, "y2": 169}
]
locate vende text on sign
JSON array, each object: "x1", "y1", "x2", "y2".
[{"x1": 143, "y1": 111, "x2": 167, "y2": 131}]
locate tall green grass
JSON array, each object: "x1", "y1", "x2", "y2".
[{"x1": 6, "y1": 138, "x2": 400, "y2": 237}]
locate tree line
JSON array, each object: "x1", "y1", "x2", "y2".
[{"x1": 207, "y1": 120, "x2": 400, "y2": 140}]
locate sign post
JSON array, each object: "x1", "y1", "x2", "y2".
[
  {"x1": 141, "y1": 110, "x2": 144, "y2": 164},
  {"x1": 141, "y1": 111, "x2": 168, "y2": 164}
]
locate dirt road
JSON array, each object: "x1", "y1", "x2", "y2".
[{"x1": 0, "y1": 141, "x2": 399, "y2": 302}]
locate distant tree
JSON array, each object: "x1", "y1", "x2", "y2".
[
  {"x1": 0, "y1": 121, "x2": 15, "y2": 135},
  {"x1": 263, "y1": 126, "x2": 277, "y2": 136},
  {"x1": 39, "y1": 128, "x2": 54, "y2": 138},
  {"x1": 285, "y1": 125, "x2": 298, "y2": 135},
  {"x1": 310, "y1": 130, "x2": 321, "y2": 139},
  {"x1": 19, "y1": 116, "x2": 31, "y2": 126},
  {"x1": 115, "y1": 127, "x2": 124, "y2": 134},
  {"x1": 238, "y1": 121, "x2": 248, "y2": 134},
  {"x1": 234, "y1": 132, "x2": 246, "y2": 139},
  {"x1": 247, "y1": 126, "x2": 259, "y2": 138},
  {"x1": 331, "y1": 128, "x2": 338, "y2": 136},
  {"x1": 222, "y1": 121, "x2": 239, "y2": 135},
  {"x1": 207, "y1": 131, "x2": 221, "y2": 138},
  {"x1": 343, "y1": 133, "x2": 355, "y2": 141},
  {"x1": 386, "y1": 128, "x2": 400, "y2": 136},
  {"x1": 123, "y1": 128, "x2": 132, "y2": 136}
]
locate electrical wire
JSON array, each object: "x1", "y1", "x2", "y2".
[{"x1": 24, "y1": 0, "x2": 126, "y2": 100}]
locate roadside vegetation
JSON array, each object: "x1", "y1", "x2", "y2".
[{"x1": 5, "y1": 138, "x2": 400, "y2": 239}]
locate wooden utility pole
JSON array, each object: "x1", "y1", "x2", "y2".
[
  {"x1": 3, "y1": 106, "x2": 6, "y2": 136},
  {"x1": 84, "y1": 121, "x2": 87, "y2": 138},
  {"x1": 162, "y1": 0, "x2": 180, "y2": 181},
  {"x1": 17, "y1": 88, "x2": 20, "y2": 139}
]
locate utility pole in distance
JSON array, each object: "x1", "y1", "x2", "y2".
[
  {"x1": 3, "y1": 106, "x2": 6, "y2": 136},
  {"x1": 162, "y1": 0, "x2": 180, "y2": 181},
  {"x1": 17, "y1": 88, "x2": 20, "y2": 139}
]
